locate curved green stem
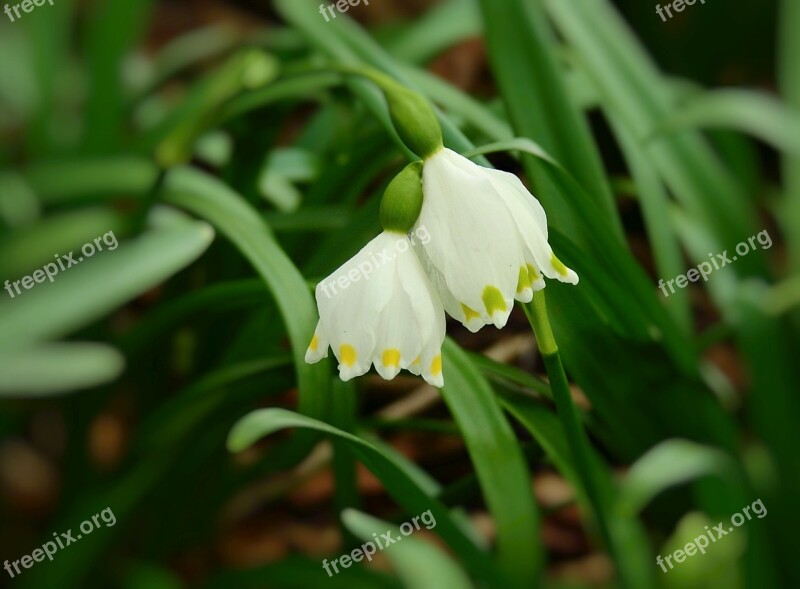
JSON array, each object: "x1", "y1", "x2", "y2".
[{"x1": 525, "y1": 290, "x2": 622, "y2": 583}]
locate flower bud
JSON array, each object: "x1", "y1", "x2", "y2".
[
  {"x1": 383, "y1": 83, "x2": 443, "y2": 159},
  {"x1": 380, "y1": 161, "x2": 424, "y2": 233},
  {"x1": 358, "y1": 70, "x2": 443, "y2": 159}
]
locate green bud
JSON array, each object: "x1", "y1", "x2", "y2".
[
  {"x1": 380, "y1": 161, "x2": 424, "y2": 233},
  {"x1": 383, "y1": 83, "x2": 443, "y2": 159},
  {"x1": 357, "y1": 70, "x2": 443, "y2": 160}
]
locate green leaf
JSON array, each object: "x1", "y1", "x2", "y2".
[
  {"x1": 18, "y1": 0, "x2": 73, "y2": 156},
  {"x1": 0, "y1": 172, "x2": 39, "y2": 227},
  {"x1": 17, "y1": 157, "x2": 333, "y2": 433},
  {"x1": 658, "y1": 512, "x2": 744, "y2": 589},
  {"x1": 132, "y1": 24, "x2": 242, "y2": 102},
  {"x1": 257, "y1": 146, "x2": 320, "y2": 212},
  {"x1": 440, "y1": 338, "x2": 542, "y2": 587},
  {"x1": 149, "y1": 49, "x2": 280, "y2": 166},
  {"x1": 618, "y1": 439, "x2": 740, "y2": 516},
  {"x1": 365, "y1": 433, "x2": 486, "y2": 547},
  {"x1": 498, "y1": 388, "x2": 656, "y2": 589},
  {"x1": 466, "y1": 350, "x2": 552, "y2": 401},
  {"x1": 0, "y1": 207, "x2": 126, "y2": 279},
  {"x1": 779, "y1": 0, "x2": 800, "y2": 271},
  {"x1": 735, "y1": 287, "x2": 800, "y2": 583},
  {"x1": 227, "y1": 407, "x2": 507, "y2": 587},
  {"x1": 0, "y1": 342, "x2": 124, "y2": 397},
  {"x1": 542, "y1": 0, "x2": 759, "y2": 269},
  {"x1": 385, "y1": 0, "x2": 481, "y2": 65},
  {"x1": 0, "y1": 207, "x2": 213, "y2": 351},
  {"x1": 221, "y1": 71, "x2": 344, "y2": 122},
  {"x1": 652, "y1": 90, "x2": 800, "y2": 156},
  {"x1": 341, "y1": 509, "x2": 474, "y2": 589},
  {"x1": 84, "y1": 0, "x2": 156, "y2": 152},
  {"x1": 161, "y1": 166, "x2": 331, "y2": 424},
  {"x1": 496, "y1": 390, "x2": 578, "y2": 487},
  {"x1": 464, "y1": 137, "x2": 556, "y2": 165},
  {"x1": 23, "y1": 157, "x2": 159, "y2": 205},
  {"x1": 607, "y1": 114, "x2": 691, "y2": 334},
  {"x1": 479, "y1": 0, "x2": 620, "y2": 235}
]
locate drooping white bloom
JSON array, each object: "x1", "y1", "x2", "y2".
[
  {"x1": 414, "y1": 147, "x2": 578, "y2": 332},
  {"x1": 305, "y1": 231, "x2": 446, "y2": 387}
]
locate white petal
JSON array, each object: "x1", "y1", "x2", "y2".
[
  {"x1": 482, "y1": 166, "x2": 579, "y2": 286},
  {"x1": 418, "y1": 149, "x2": 521, "y2": 329},
  {"x1": 399, "y1": 250, "x2": 446, "y2": 386},
  {"x1": 308, "y1": 231, "x2": 447, "y2": 386},
  {"x1": 371, "y1": 245, "x2": 418, "y2": 379},
  {"x1": 411, "y1": 242, "x2": 482, "y2": 332},
  {"x1": 305, "y1": 320, "x2": 329, "y2": 363},
  {"x1": 372, "y1": 233, "x2": 446, "y2": 382},
  {"x1": 315, "y1": 233, "x2": 397, "y2": 380}
]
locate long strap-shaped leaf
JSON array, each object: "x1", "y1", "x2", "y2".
[
  {"x1": 227, "y1": 408, "x2": 507, "y2": 587},
  {"x1": 479, "y1": 0, "x2": 621, "y2": 237},
  {"x1": 441, "y1": 338, "x2": 542, "y2": 588},
  {"x1": 0, "y1": 207, "x2": 213, "y2": 350},
  {"x1": 498, "y1": 389, "x2": 656, "y2": 589},
  {"x1": 161, "y1": 166, "x2": 331, "y2": 426},
  {"x1": 342, "y1": 509, "x2": 475, "y2": 589},
  {"x1": 22, "y1": 159, "x2": 333, "y2": 443},
  {"x1": 542, "y1": 0, "x2": 760, "y2": 273}
]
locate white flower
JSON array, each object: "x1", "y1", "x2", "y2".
[
  {"x1": 414, "y1": 147, "x2": 578, "y2": 332},
  {"x1": 305, "y1": 231, "x2": 446, "y2": 387}
]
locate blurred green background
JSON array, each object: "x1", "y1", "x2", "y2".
[{"x1": 1, "y1": 0, "x2": 798, "y2": 588}]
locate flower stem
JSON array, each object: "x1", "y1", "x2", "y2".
[{"x1": 525, "y1": 290, "x2": 618, "y2": 570}]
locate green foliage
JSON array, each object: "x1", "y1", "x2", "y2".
[{"x1": 1, "y1": 0, "x2": 797, "y2": 588}]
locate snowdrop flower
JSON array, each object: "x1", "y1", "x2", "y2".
[
  {"x1": 306, "y1": 163, "x2": 446, "y2": 387},
  {"x1": 305, "y1": 231, "x2": 446, "y2": 386},
  {"x1": 414, "y1": 147, "x2": 578, "y2": 332}
]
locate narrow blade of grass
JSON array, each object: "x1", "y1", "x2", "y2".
[
  {"x1": 342, "y1": 509, "x2": 474, "y2": 589},
  {"x1": 227, "y1": 408, "x2": 508, "y2": 587},
  {"x1": 441, "y1": 338, "x2": 542, "y2": 588}
]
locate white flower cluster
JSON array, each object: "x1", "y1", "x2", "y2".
[{"x1": 305, "y1": 147, "x2": 578, "y2": 388}]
